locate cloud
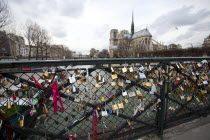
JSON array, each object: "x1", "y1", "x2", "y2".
[
  {"x1": 175, "y1": 20, "x2": 210, "y2": 42},
  {"x1": 9, "y1": 0, "x2": 86, "y2": 19},
  {"x1": 151, "y1": 5, "x2": 210, "y2": 35},
  {"x1": 59, "y1": 0, "x2": 86, "y2": 18},
  {"x1": 52, "y1": 30, "x2": 67, "y2": 38}
]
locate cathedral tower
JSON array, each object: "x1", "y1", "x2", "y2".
[{"x1": 131, "y1": 12, "x2": 134, "y2": 36}]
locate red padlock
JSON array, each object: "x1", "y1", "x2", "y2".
[{"x1": 13, "y1": 93, "x2": 17, "y2": 101}]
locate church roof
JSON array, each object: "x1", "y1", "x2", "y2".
[
  {"x1": 132, "y1": 28, "x2": 152, "y2": 38},
  {"x1": 123, "y1": 34, "x2": 131, "y2": 38}
]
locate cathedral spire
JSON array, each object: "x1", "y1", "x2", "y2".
[{"x1": 131, "y1": 11, "x2": 134, "y2": 36}]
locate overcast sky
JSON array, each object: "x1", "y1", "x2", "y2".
[{"x1": 7, "y1": 0, "x2": 210, "y2": 54}]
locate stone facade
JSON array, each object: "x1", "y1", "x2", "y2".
[
  {"x1": 202, "y1": 35, "x2": 210, "y2": 48},
  {"x1": 109, "y1": 15, "x2": 164, "y2": 58}
]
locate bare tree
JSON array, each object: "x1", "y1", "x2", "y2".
[
  {"x1": 63, "y1": 46, "x2": 72, "y2": 59},
  {"x1": 25, "y1": 21, "x2": 33, "y2": 60},
  {"x1": 97, "y1": 49, "x2": 109, "y2": 58},
  {"x1": 25, "y1": 21, "x2": 51, "y2": 60},
  {"x1": 89, "y1": 48, "x2": 97, "y2": 58},
  {"x1": 0, "y1": 0, "x2": 10, "y2": 30}
]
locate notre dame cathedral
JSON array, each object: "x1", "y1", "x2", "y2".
[{"x1": 109, "y1": 14, "x2": 164, "y2": 58}]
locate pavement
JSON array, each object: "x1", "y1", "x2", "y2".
[
  {"x1": 164, "y1": 116, "x2": 210, "y2": 140},
  {"x1": 137, "y1": 115, "x2": 210, "y2": 140}
]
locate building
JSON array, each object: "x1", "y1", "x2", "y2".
[
  {"x1": 202, "y1": 35, "x2": 210, "y2": 48},
  {"x1": 49, "y1": 45, "x2": 64, "y2": 59},
  {"x1": 0, "y1": 31, "x2": 10, "y2": 56},
  {"x1": 109, "y1": 13, "x2": 163, "y2": 58},
  {"x1": 0, "y1": 31, "x2": 25, "y2": 57}
]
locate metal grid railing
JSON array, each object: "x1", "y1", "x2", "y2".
[{"x1": 0, "y1": 57, "x2": 210, "y2": 140}]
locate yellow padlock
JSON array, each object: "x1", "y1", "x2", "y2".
[
  {"x1": 43, "y1": 104, "x2": 48, "y2": 114},
  {"x1": 18, "y1": 115, "x2": 24, "y2": 127},
  {"x1": 7, "y1": 99, "x2": 11, "y2": 109}
]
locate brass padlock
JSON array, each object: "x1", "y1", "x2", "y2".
[
  {"x1": 146, "y1": 82, "x2": 152, "y2": 87},
  {"x1": 66, "y1": 88, "x2": 70, "y2": 94},
  {"x1": 118, "y1": 82, "x2": 123, "y2": 87},
  {"x1": 186, "y1": 96, "x2": 192, "y2": 101},
  {"x1": 122, "y1": 66, "x2": 127, "y2": 73},
  {"x1": 111, "y1": 82, "x2": 116, "y2": 86},
  {"x1": 43, "y1": 71, "x2": 51, "y2": 79},
  {"x1": 18, "y1": 115, "x2": 24, "y2": 127},
  {"x1": 136, "y1": 90, "x2": 142, "y2": 96},
  {"x1": 74, "y1": 98, "x2": 81, "y2": 103},
  {"x1": 96, "y1": 74, "x2": 102, "y2": 82},
  {"x1": 43, "y1": 104, "x2": 48, "y2": 114},
  {"x1": 118, "y1": 102, "x2": 124, "y2": 109},
  {"x1": 111, "y1": 72, "x2": 118, "y2": 80},
  {"x1": 123, "y1": 99, "x2": 129, "y2": 104},
  {"x1": 95, "y1": 84, "x2": 101, "y2": 88},
  {"x1": 112, "y1": 104, "x2": 118, "y2": 111},
  {"x1": 128, "y1": 67, "x2": 134, "y2": 73},
  {"x1": 7, "y1": 99, "x2": 11, "y2": 109},
  {"x1": 1, "y1": 78, "x2": 8, "y2": 87},
  {"x1": 195, "y1": 97, "x2": 200, "y2": 102}
]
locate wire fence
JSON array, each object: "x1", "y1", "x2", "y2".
[{"x1": 0, "y1": 57, "x2": 210, "y2": 140}]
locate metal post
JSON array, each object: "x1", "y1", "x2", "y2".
[{"x1": 158, "y1": 63, "x2": 169, "y2": 140}]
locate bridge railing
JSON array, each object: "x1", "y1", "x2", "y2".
[{"x1": 0, "y1": 57, "x2": 210, "y2": 140}]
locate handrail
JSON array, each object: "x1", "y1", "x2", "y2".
[{"x1": 0, "y1": 57, "x2": 210, "y2": 69}]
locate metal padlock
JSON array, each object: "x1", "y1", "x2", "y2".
[
  {"x1": 123, "y1": 99, "x2": 129, "y2": 104},
  {"x1": 7, "y1": 99, "x2": 11, "y2": 109},
  {"x1": 112, "y1": 104, "x2": 118, "y2": 111},
  {"x1": 111, "y1": 72, "x2": 118, "y2": 80},
  {"x1": 118, "y1": 102, "x2": 124, "y2": 109},
  {"x1": 128, "y1": 67, "x2": 134, "y2": 73},
  {"x1": 122, "y1": 66, "x2": 127, "y2": 73},
  {"x1": 43, "y1": 104, "x2": 48, "y2": 114},
  {"x1": 18, "y1": 115, "x2": 24, "y2": 127},
  {"x1": 0, "y1": 120, "x2": 2, "y2": 130},
  {"x1": 96, "y1": 74, "x2": 102, "y2": 82}
]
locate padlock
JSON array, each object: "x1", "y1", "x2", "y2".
[
  {"x1": 123, "y1": 99, "x2": 129, "y2": 104},
  {"x1": 118, "y1": 82, "x2": 124, "y2": 87},
  {"x1": 43, "y1": 71, "x2": 50, "y2": 79},
  {"x1": 122, "y1": 66, "x2": 127, "y2": 73},
  {"x1": 66, "y1": 88, "x2": 70, "y2": 94},
  {"x1": 74, "y1": 98, "x2": 81, "y2": 103},
  {"x1": 111, "y1": 82, "x2": 116, "y2": 86},
  {"x1": 195, "y1": 97, "x2": 200, "y2": 102},
  {"x1": 122, "y1": 89, "x2": 127, "y2": 96},
  {"x1": 95, "y1": 84, "x2": 101, "y2": 88},
  {"x1": 96, "y1": 74, "x2": 101, "y2": 82},
  {"x1": 14, "y1": 77, "x2": 20, "y2": 85},
  {"x1": 128, "y1": 66, "x2": 134, "y2": 73},
  {"x1": 13, "y1": 93, "x2": 17, "y2": 101},
  {"x1": 7, "y1": 99, "x2": 11, "y2": 109},
  {"x1": 117, "y1": 102, "x2": 124, "y2": 109},
  {"x1": 128, "y1": 92, "x2": 136, "y2": 97},
  {"x1": 111, "y1": 72, "x2": 118, "y2": 80},
  {"x1": 127, "y1": 120, "x2": 132, "y2": 125},
  {"x1": 43, "y1": 104, "x2": 48, "y2": 114},
  {"x1": 145, "y1": 82, "x2": 152, "y2": 87},
  {"x1": 1, "y1": 78, "x2": 8, "y2": 87},
  {"x1": 136, "y1": 90, "x2": 142, "y2": 96},
  {"x1": 179, "y1": 86, "x2": 184, "y2": 91},
  {"x1": 77, "y1": 79, "x2": 82, "y2": 85},
  {"x1": 101, "y1": 96, "x2": 105, "y2": 101},
  {"x1": 112, "y1": 104, "x2": 118, "y2": 111},
  {"x1": 0, "y1": 120, "x2": 2, "y2": 130},
  {"x1": 186, "y1": 96, "x2": 192, "y2": 101},
  {"x1": 18, "y1": 115, "x2": 24, "y2": 127},
  {"x1": 21, "y1": 83, "x2": 29, "y2": 90}
]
